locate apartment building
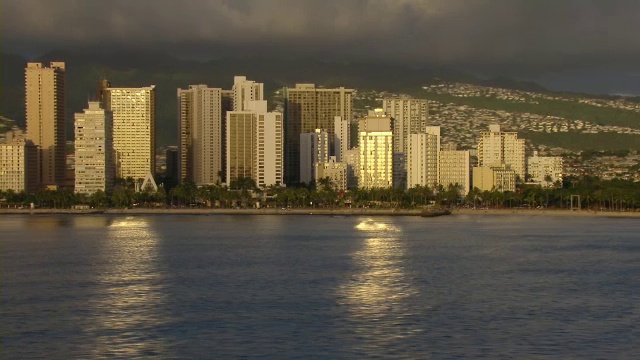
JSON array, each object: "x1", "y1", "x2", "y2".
[{"x1": 74, "y1": 102, "x2": 114, "y2": 195}]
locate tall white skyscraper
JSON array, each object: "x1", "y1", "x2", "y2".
[
  {"x1": 300, "y1": 129, "x2": 330, "y2": 184},
  {"x1": 178, "y1": 85, "x2": 232, "y2": 185},
  {"x1": 477, "y1": 124, "x2": 526, "y2": 181},
  {"x1": 74, "y1": 102, "x2": 114, "y2": 195},
  {"x1": 407, "y1": 127, "x2": 440, "y2": 190},
  {"x1": 105, "y1": 86, "x2": 156, "y2": 180}
]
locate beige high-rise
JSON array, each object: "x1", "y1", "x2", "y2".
[
  {"x1": 438, "y1": 149, "x2": 471, "y2": 195},
  {"x1": 477, "y1": 124, "x2": 526, "y2": 182},
  {"x1": 407, "y1": 127, "x2": 441, "y2": 190},
  {"x1": 178, "y1": 85, "x2": 233, "y2": 185},
  {"x1": 0, "y1": 129, "x2": 40, "y2": 193},
  {"x1": 284, "y1": 84, "x2": 353, "y2": 184},
  {"x1": 25, "y1": 62, "x2": 66, "y2": 188},
  {"x1": 74, "y1": 102, "x2": 114, "y2": 195},
  {"x1": 104, "y1": 86, "x2": 156, "y2": 180}
]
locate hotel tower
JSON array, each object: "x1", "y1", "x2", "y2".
[
  {"x1": 25, "y1": 62, "x2": 66, "y2": 188},
  {"x1": 103, "y1": 85, "x2": 156, "y2": 180}
]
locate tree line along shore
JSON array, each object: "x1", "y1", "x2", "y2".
[{"x1": 1, "y1": 175, "x2": 639, "y2": 214}]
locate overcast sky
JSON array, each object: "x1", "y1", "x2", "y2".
[{"x1": 3, "y1": 0, "x2": 640, "y2": 79}]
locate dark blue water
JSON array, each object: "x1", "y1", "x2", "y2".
[{"x1": 1, "y1": 214, "x2": 639, "y2": 358}]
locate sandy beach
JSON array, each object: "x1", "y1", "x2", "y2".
[{"x1": 1, "y1": 207, "x2": 639, "y2": 218}]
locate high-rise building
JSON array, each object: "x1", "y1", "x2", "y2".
[
  {"x1": 527, "y1": 151, "x2": 563, "y2": 187},
  {"x1": 284, "y1": 84, "x2": 353, "y2": 184},
  {"x1": 0, "y1": 129, "x2": 40, "y2": 193},
  {"x1": 25, "y1": 62, "x2": 66, "y2": 188},
  {"x1": 477, "y1": 124, "x2": 526, "y2": 182},
  {"x1": 104, "y1": 86, "x2": 156, "y2": 180},
  {"x1": 439, "y1": 148, "x2": 471, "y2": 195},
  {"x1": 382, "y1": 98, "x2": 428, "y2": 154},
  {"x1": 358, "y1": 115, "x2": 392, "y2": 189},
  {"x1": 226, "y1": 100, "x2": 283, "y2": 188},
  {"x1": 407, "y1": 127, "x2": 441, "y2": 190},
  {"x1": 232, "y1": 76, "x2": 263, "y2": 111},
  {"x1": 300, "y1": 129, "x2": 330, "y2": 184},
  {"x1": 334, "y1": 116, "x2": 350, "y2": 162},
  {"x1": 177, "y1": 85, "x2": 233, "y2": 185},
  {"x1": 74, "y1": 102, "x2": 114, "y2": 195},
  {"x1": 383, "y1": 98, "x2": 428, "y2": 188}
]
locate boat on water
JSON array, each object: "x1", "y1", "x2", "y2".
[{"x1": 420, "y1": 207, "x2": 452, "y2": 217}]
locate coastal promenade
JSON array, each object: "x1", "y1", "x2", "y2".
[{"x1": 1, "y1": 207, "x2": 639, "y2": 217}]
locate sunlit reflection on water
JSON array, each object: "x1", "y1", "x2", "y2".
[
  {"x1": 338, "y1": 218, "x2": 423, "y2": 350},
  {"x1": 83, "y1": 217, "x2": 171, "y2": 357}
]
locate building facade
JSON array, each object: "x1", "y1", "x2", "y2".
[
  {"x1": 232, "y1": 76, "x2": 263, "y2": 111},
  {"x1": 343, "y1": 147, "x2": 360, "y2": 189},
  {"x1": 358, "y1": 115, "x2": 393, "y2": 189},
  {"x1": 300, "y1": 129, "x2": 330, "y2": 184},
  {"x1": 25, "y1": 62, "x2": 66, "y2": 188},
  {"x1": 177, "y1": 85, "x2": 233, "y2": 185},
  {"x1": 438, "y1": 149, "x2": 471, "y2": 195},
  {"x1": 477, "y1": 124, "x2": 526, "y2": 182},
  {"x1": 472, "y1": 165, "x2": 517, "y2": 192},
  {"x1": 283, "y1": 84, "x2": 353, "y2": 184},
  {"x1": 315, "y1": 157, "x2": 347, "y2": 191},
  {"x1": 226, "y1": 100, "x2": 283, "y2": 188},
  {"x1": 105, "y1": 86, "x2": 156, "y2": 180},
  {"x1": 74, "y1": 102, "x2": 114, "y2": 195},
  {"x1": 383, "y1": 98, "x2": 428, "y2": 188},
  {"x1": 334, "y1": 116, "x2": 350, "y2": 162},
  {"x1": 0, "y1": 130, "x2": 39, "y2": 193},
  {"x1": 527, "y1": 151, "x2": 563, "y2": 187},
  {"x1": 407, "y1": 128, "x2": 440, "y2": 190}
]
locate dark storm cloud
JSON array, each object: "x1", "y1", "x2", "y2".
[{"x1": 3, "y1": 0, "x2": 640, "y2": 72}]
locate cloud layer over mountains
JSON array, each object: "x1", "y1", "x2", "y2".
[{"x1": 3, "y1": 0, "x2": 640, "y2": 73}]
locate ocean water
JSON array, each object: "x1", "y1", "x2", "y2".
[{"x1": 1, "y1": 214, "x2": 639, "y2": 359}]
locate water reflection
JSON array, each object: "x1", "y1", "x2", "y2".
[
  {"x1": 83, "y1": 216, "x2": 171, "y2": 358},
  {"x1": 338, "y1": 218, "x2": 423, "y2": 350}
]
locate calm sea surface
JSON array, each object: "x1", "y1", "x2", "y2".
[{"x1": 1, "y1": 214, "x2": 639, "y2": 359}]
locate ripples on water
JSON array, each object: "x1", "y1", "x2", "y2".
[{"x1": 1, "y1": 214, "x2": 639, "y2": 358}]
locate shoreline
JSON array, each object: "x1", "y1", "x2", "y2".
[{"x1": 1, "y1": 207, "x2": 639, "y2": 218}]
